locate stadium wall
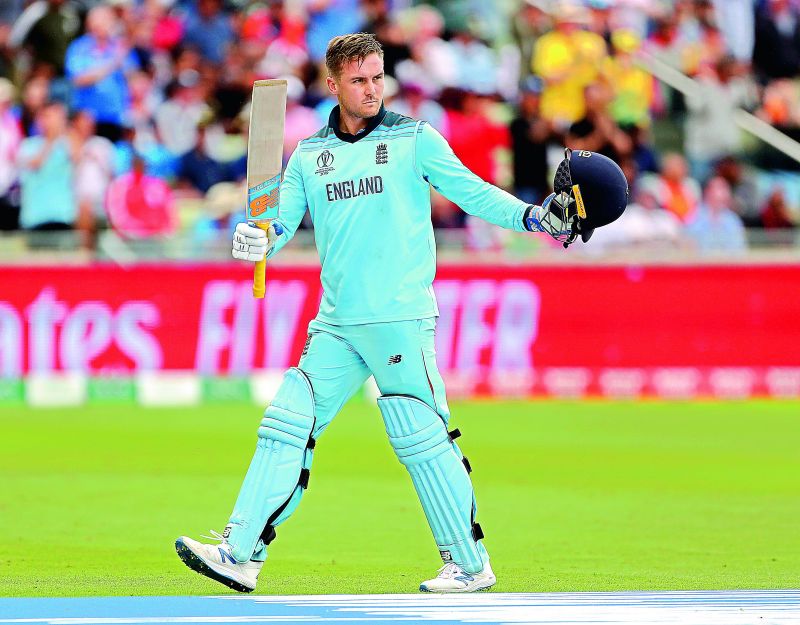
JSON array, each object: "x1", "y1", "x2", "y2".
[{"x1": 1, "y1": 263, "x2": 799, "y2": 403}]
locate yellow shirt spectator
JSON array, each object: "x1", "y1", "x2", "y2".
[
  {"x1": 603, "y1": 31, "x2": 654, "y2": 128},
  {"x1": 532, "y1": 25, "x2": 607, "y2": 127}
]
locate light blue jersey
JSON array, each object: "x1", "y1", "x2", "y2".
[
  {"x1": 268, "y1": 105, "x2": 529, "y2": 325},
  {"x1": 18, "y1": 137, "x2": 76, "y2": 229}
]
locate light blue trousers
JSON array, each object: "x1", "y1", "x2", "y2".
[
  {"x1": 226, "y1": 318, "x2": 487, "y2": 571},
  {"x1": 300, "y1": 317, "x2": 450, "y2": 435}
]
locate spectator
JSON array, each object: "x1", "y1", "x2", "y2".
[
  {"x1": 305, "y1": 0, "x2": 363, "y2": 63},
  {"x1": 360, "y1": 0, "x2": 389, "y2": 34},
  {"x1": 511, "y1": 0, "x2": 552, "y2": 82},
  {"x1": 645, "y1": 12, "x2": 685, "y2": 71},
  {"x1": 710, "y1": 0, "x2": 755, "y2": 62},
  {"x1": 65, "y1": 5, "x2": 139, "y2": 142},
  {"x1": 177, "y1": 116, "x2": 242, "y2": 194},
  {"x1": 714, "y1": 156, "x2": 760, "y2": 226},
  {"x1": 106, "y1": 155, "x2": 176, "y2": 239},
  {"x1": 0, "y1": 78, "x2": 22, "y2": 230},
  {"x1": 532, "y1": 3, "x2": 607, "y2": 129},
  {"x1": 140, "y1": 0, "x2": 184, "y2": 53},
  {"x1": 566, "y1": 83, "x2": 632, "y2": 164},
  {"x1": 282, "y1": 76, "x2": 322, "y2": 161},
  {"x1": 391, "y1": 81, "x2": 449, "y2": 135},
  {"x1": 686, "y1": 176, "x2": 747, "y2": 253},
  {"x1": 154, "y1": 70, "x2": 211, "y2": 157},
  {"x1": 126, "y1": 70, "x2": 161, "y2": 131},
  {"x1": 587, "y1": 0, "x2": 614, "y2": 44},
  {"x1": 680, "y1": 0, "x2": 727, "y2": 76},
  {"x1": 627, "y1": 125, "x2": 659, "y2": 175},
  {"x1": 115, "y1": 121, "x2": 180, "y2": 181},
  {"x1": 181, "y1": 0, "x2": 234, "y2": 65},
  {"x1": 579, "y1": 174, "x2": 685, "y2": 253},
  {"x1": 445, "y1": 89, "x2": 510, "y2": 187},
  {"x1": 10, "y1": 0, "x2": 81, "y2": 76},
  {"x1": 654, "y1": 152, "x2": 701, "y2": 222},
  {"x1": 194, "y1": 180, "x2": 244, "y2": 239},
  {"x1": 395, "y1": 5, "x2": 458, "y2": 98},
  {"x1": 255, "y1": 34, "x2": 310, "y2": 81},
  {"x1": 449, "y1": 29, "x2": 499, "y2": 96},
  {"x1": 0, "y1": 0, "x2": 795, "y2": 255},
  {"x1": 18, "y1": 75, "x2": 50, "y2": 136},
  {"x1": 684, "y1": 55, "x2": 755, "y2": 183},
  {"x1": 16, "y1": 101, "x2": 76, "y2": 231},
  {"x1": 368, "y1": 9, "x2": 411, "y2": 78},
  {"x1": 510, "y1": 76, "x2": 551, "y2": 205},
  {"x1": 633, "y1": 176, "x2": 685, "y2": 248},
  {"x1": 0, "y1": 23, "x2": 16, "y2": 81},
  {"x1": 753, "y1": 0, "x2": 800, "y2": 82},
  {"x1": 757, "y1": 78, "x2": 800, "y2": 128},
  {"x1": 602, "y1": 29, "x2": 654, "y2": 129},
  {"x1": 70, "y1": 109, "x2": 115, "y2": 247},
  {"x1": 759, "y1": 187, "x2": 797, "y2": 229}
]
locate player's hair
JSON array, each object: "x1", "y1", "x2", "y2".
[{"x1": 325, "y1": 33, "x2": 384, "y2": 79}]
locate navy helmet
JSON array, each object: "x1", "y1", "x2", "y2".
[{"x1": 550, "y1": 148, "x2": 629, "y2": 247}]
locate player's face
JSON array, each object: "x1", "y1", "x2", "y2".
[{"x1": 328, "y1": 53, "x2": 385, "y2": 120}]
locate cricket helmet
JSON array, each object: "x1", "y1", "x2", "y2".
[{"x1": 548, "y1": 148, "x2": 629, "y2": 247}]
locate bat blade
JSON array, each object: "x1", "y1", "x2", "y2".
[{"x1": 247, "y1": 79, "x2": 287, "y2": 298}]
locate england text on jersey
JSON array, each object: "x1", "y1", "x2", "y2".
[{"x1": 325, "y1": 176, "x2": 384, "y2": 202}]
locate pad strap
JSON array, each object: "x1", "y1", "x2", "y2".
[
  {"x1": 378, "y1": 395, "x2": 488, "y2": 573},
  {"x1": 226, "y1": 367, "x2": 316, "y2": 562}
]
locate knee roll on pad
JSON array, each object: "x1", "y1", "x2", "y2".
[
  {"x1": 377, "y1": 395, "x2": 488, "y2": 573},
  {"x1": 227, "y1": 367, "x2": 316, "y2": 562}
]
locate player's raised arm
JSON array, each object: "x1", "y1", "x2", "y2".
[
  {"x1": 415, "y1": 124, "x2": 629, "y2": 248},
  {"x1": 232, "y1": 149, "x2": 308, "y2": 262},
  {"x1": 414, "y1": 122, "x2": 531, "y2": 233}
]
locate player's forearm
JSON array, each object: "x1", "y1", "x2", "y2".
[
  {"x1": 445, "y1": 174, "x2": 530, "y2": 232},
  {"x1": 418, "y1": 123, "x2": 530, "y2": 232}
]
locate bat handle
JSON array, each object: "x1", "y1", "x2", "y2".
[{"x1": 252, "y1": 222, "x2": 270, "y2": 299}]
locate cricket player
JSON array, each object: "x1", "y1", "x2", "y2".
[{"x1": 176, "y1": 33, "x2": 628, "y2": 594}]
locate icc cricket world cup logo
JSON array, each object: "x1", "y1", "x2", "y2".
[{"x1": 315, "y1": 149, "x2": 335, "y2": 175}]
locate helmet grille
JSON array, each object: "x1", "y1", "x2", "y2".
[{"x1": 554, "y1": 158, "x2": 572, "y2": 194}]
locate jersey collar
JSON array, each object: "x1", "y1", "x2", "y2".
[{"x1": 328, "y1": 104, "x2": 387, "y2": 143}]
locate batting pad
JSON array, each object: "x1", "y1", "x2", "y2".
[
  {"x1": 227, "y1": 367, "x2": 316, "y2": 562},
  {"x1": 378, "y1": 395, "x2": 489, "y2": 573}
]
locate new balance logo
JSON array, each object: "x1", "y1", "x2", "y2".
[
  {"x1": 218, "y1": 547, "x2": 238, "y2": 565},
  {"x1": 376, "y1": 143, "x2": 388, "y2": 164},
  {"x1": 387, "y1": 354, "x2": 402, "y2": 365},
  {"x1": 440, "y1": 550, "x2": 452, "y2": 562}
]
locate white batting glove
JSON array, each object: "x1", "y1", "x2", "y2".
[{"x1": 231, "y1": 222, "x2": 282, "y2": 261}]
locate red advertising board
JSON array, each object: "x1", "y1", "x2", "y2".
[{"x1": 1, "y1": 263, "x2": 799, "y2": 397}]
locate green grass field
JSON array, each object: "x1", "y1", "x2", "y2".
[{"x1": 1, "y1": 399, "x2": 798, "y2": 597}]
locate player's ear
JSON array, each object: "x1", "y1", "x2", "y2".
[{"x1": 326, "y1": 75, "x2": 338, "y2": 97}]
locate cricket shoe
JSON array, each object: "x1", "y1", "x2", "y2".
[
  {"x1": 419, "y1": 561, "x2": 496, "y2": 593},
  {"x1": 175, "y1": 530, "x2": 263, "y2": 593}
]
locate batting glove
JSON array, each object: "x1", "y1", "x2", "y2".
[{"x1": 232, "y1": 221, "x2": 283, "y2": 261}]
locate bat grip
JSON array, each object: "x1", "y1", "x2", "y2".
[{"x1": 252, "y1": 222, "x2": 270, "y2": 299}]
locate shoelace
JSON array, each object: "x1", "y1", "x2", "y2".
[
  {"x1": 200, "y1": 529, "x2": 227, "y2": 542},
  {"x1": 435, "y1": 563, "x2": 463, "y2": 579}
]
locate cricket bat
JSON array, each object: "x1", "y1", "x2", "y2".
[{"x1": 246, "y1": 79, "x2": 287, "y2": 299}]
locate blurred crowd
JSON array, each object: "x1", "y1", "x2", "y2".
[{"x1": 0, "y1": 0, "x2": 799, "y2": 254}]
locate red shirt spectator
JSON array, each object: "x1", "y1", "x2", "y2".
[
  {"x1": 445, "y1": 92, "x2": 509, "y2": 184},
  {"x1": 106, "y1": 156, "x2": 176, "y2": 239}
]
